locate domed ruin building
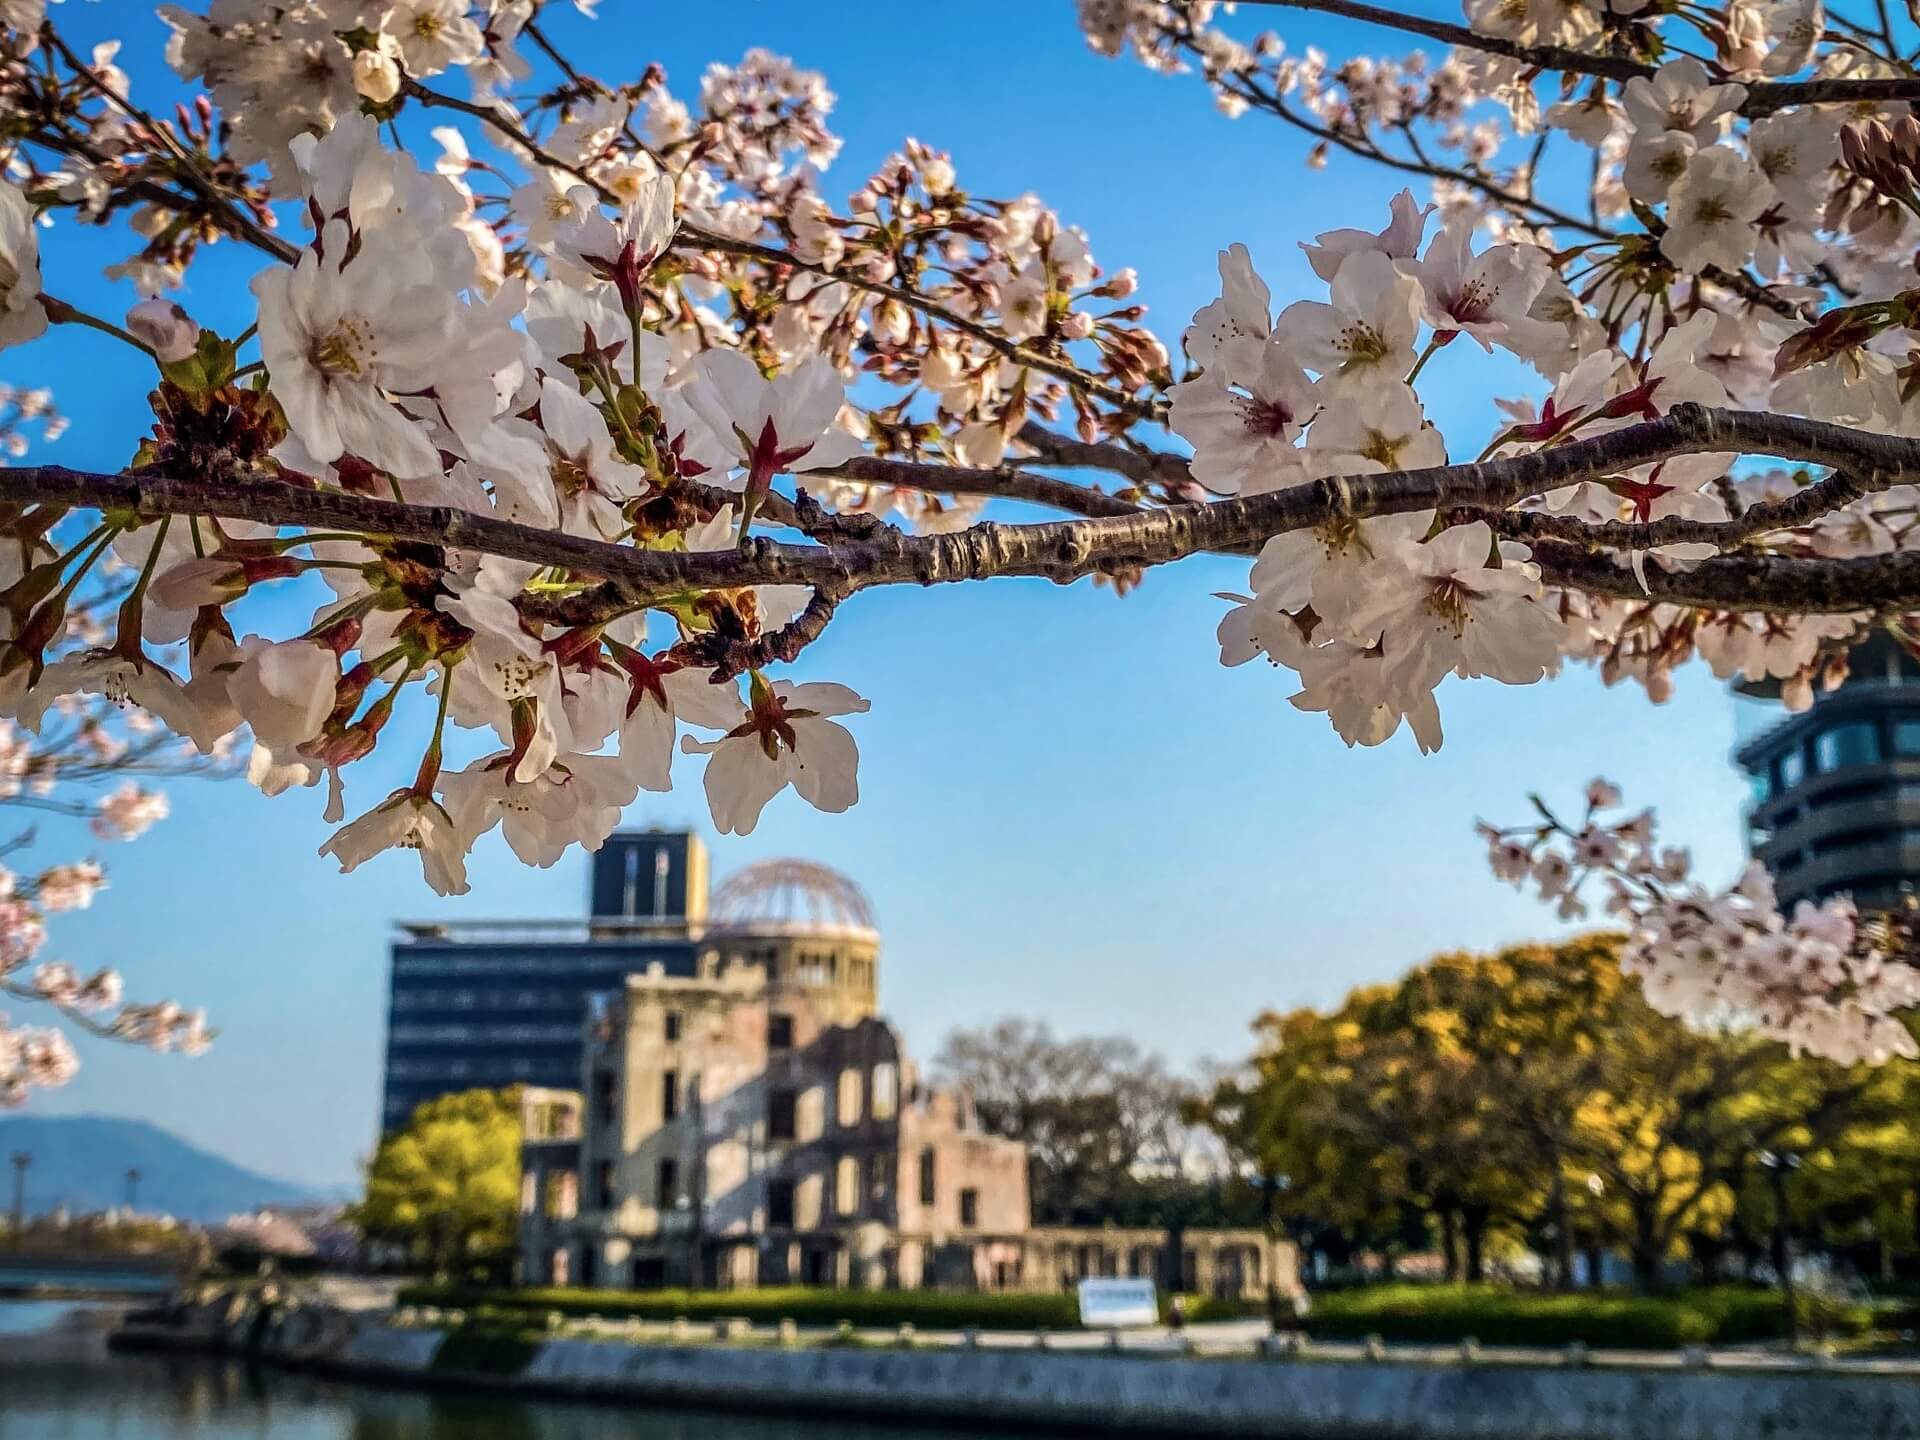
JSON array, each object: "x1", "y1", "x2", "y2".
[{"x1": 388, "y1": 831, "x2": 1286, "y2": 1298}]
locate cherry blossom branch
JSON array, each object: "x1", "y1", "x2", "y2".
[
  {"x1": 396, "y1": 78, "x2": 1152, "y2": 415},
  {"x1": 1483, "y1": 779, "x2": 1920, "y2": 1064},
  {"x1": 1230, "y1": 0, "x2": 1920, "y2": 115},
  {"x1": 38, "y1": 25, "x2": 297, "y2": 265},
  {"x1": 1202, "y1": 54, "x2": 1800, "y2": 317},
  {"x1": 1207, "y1": 65, "x2": 1615, "y2": 241},
  {"x1": 1465, "y1": 468, "x2": 1877, "y2": 550},
  {"x1": 813, "y1": 455, "x2": 1145, "y2": 518},
  {"x1": 1014, "y1": 422, "x2": 1194, "y2": 491},
  {"x1": 683, "y1": 580, "x2": 850, "y2": 681},
  {"x1": 1531, "y1": 542, "x2": 1920, "y2": 613},
  {"x1": 12, "y1": 404, "x2": 1920, "y2": 621},
  {"x1": 1232, "y1": 0, "x2": 1655, "y2": 83}
]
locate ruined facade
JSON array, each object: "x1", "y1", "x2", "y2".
[{"x1": 515, "y1": 841, "x2": 1294, "y2": 1302}]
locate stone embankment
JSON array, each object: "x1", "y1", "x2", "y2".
[{"x1": 110, "y1": 1286, "x2": 1920, "y2": 1440}]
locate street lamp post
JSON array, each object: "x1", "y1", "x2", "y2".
[
  {"x1": 9, "y1": 1152, "x2": 29, "y2": 1246},
  {"x1": 1242, "y1": 1169, "x2": 1293, "y2": 1333},
  {"x1": 125, "y1": 1167, "x2": 141, "y2": 1215},
  {"x1": 1758, "y1": 1150, "x2": 1803, "y2": 1348},
  {"x1": 1583, "y1": 1174, "x2": 1605, "y2": 1289}
]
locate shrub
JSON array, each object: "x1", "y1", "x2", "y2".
[
  {"x1": 432, "y1": 1316, "x2": 544, "y2": 1375},
  {"x1": 399, "y1": 1284, "x2": 1084, "y2": 1332},
  {"x1": 1300, "y1": 1284, "x2": 1872, "y2": 1349}
]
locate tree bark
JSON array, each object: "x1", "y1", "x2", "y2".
[
  {"x1": 1462, "y1": 1204, "x2": 1489, "y2": 1284},
  {"x1": 16, "y1": 404, "x2": 1920, "y2": 628},
  {"x1": 1549, "y1": 1166, "x2": 1575, "y2": 1292},
  {"x1": 1631, "y1": 1202, "x2": 1663, "y2": 1293}
]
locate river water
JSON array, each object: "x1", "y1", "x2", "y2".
[{"x1": 0, "y1": 1299, "x2": 1052, "y2": 1439}]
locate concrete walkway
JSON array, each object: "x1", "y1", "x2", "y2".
[{"x1": 450, "y1": 1306, "x2": 1920, "y2": 1376}]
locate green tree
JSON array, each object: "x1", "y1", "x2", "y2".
[
  {"x1": 352, "y1": 1087, "x2": 522, "y2": 1276},
  {"x1": 1213, "y1": 936, "x2": 1920, "y2": 1293}
]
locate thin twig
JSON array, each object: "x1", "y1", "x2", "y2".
[{"x1": 398, "y1": 78, "x2": 1156, "y2": 417}]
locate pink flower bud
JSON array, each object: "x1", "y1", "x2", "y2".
[
  {"x1": 151, "y1": 557, "x2": 245, "y2": 611},
  {"x1": 354, "y1": 48, "x2": 401, "y2": 105},
  {"x1": 126, "y1": 298, "x2": 198, "y2": 363}
]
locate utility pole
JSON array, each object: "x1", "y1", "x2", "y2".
[
  {"x1": 9, "y1": 1152, "x2": 28, "y2": 1246},
  {"x1": 1263, "y1": 1176, "x2": 1280, "y2": 1332},
  {"x1": 125, "y1": 1167, "x2": 141, "y2": 1215}
]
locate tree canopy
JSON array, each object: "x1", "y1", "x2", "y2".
[
  {"x1": 7, "y1": 2, "x2": 1920, "y2": 1085},
  {"x1": 1205, "y1": 936, "x2": 1920, "y2": 1290},
  {"x1": 352, "y1": 1086, "x2": 522, "y2": 1274}
]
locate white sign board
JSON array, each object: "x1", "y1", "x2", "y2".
[{"x1": 1077, "y1": 1277, "x2": 1158, "y2": 1329}]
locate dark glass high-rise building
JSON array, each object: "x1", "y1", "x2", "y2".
[
  {"x1": 379, "y1": 831, "x2": 710, "y2": 1132},
  {"x1": 1735, "y1": 634, "x2": 1920, "y2": 912}
]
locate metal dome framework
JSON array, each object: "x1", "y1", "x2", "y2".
[{"x1": 710, "y1": 859, "x2": 877, "y2": 934}]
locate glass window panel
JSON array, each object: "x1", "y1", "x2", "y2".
[
  {"x1": 1778, "y1": 748, "x2": 1805, "y2": 789},
  {"x1": 1814, "y1": 722, "x2": 1880, "y2": 773}
]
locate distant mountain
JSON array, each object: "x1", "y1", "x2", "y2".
[{"x1": 0, "y1": 1115, "x2": 334, "y2": 1223}]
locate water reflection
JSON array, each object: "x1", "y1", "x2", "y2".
[{"x1": 0, "y1": 1301, "x2": 1042, "y2": 1440}]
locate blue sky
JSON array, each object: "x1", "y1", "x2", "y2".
[{"x1": 23, "y1": 3, "x2": 1756, "y2": 1190}]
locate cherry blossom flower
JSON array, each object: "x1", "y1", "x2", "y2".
[
  {"x1": 381, "y1": 0, "x2": 485, "y2": 76},
  {"x1": 14, "y1": 651, "x2": 224, "y2": 754},
  {"x1": 1274, "y1": 251, "x2": 1423, "y2": 393},
  {"x1": 443, "y1": 753, "x2": 639, "y2": 867},
  {"x1": 1305, "y1": 384, "x2": 1445, "y2": 477},
  {"x1": 0, "y1": 181, "x2": 45, "y2": 353},
  {"x1": 1621, "y1": 59, "x2": 1746, "y2": 143},
  {"x1": 125, "y1": 298, "x2": 197, "y2": 362},
  {"x1": 537, "y1": 376, "x2": 648, "y2": 537},
  {"x1": 1168, "y1": 339, "x2": 1317, "y2": 494},
  {"x1": 252, "y1": 229, "x2": 452, "y2": 476},
  {"x1": 1757, "y1": 0, "x2": 1823, "y2": 76},
  {"x1": 1230, "y1": 507, "x2": 1434, "y2": 646},
  {"x1": 1297, "y1": 188, "x2": 1430, "y2": 282},
  {"x1": 683, "y1": 350, "x2": 861, "y2": 526},
  {"x1": 1410, "y1": 223, "x2": 1549, "y2": 349},
  {"x1": 1351, "y1": 521, "x2": 1565, "y2": 693},
  {"x1": 680, "y1": 676, "x2": 868, "y2": 835},
  {"x1": 319, "y1": 791, "x2": 470, "y2": 896},
  {"x1": 610, "y1": 647, "x2": 747, "y2": 792},
  {"x1": 1623, "y1": 129, "x2": 1698, "y2": 204},
  {"x1": 227, "y1": 637, "x2": 339, "y2": 755},
  {"x1": 92, "y1": 782, "x2": 168, "y2": 842},
  {"x1": 1185, "y1": 242, "x2": 1272, "y2": 368},
  {"x1": 551, "y1": 174, "x2": 676, "y2": 310},
  {"x1": 35, "y1": 865, "x2": 102, "y2": 916},
  {"x1": 1661, "y1": 146, "x2": 1774, "y2": 273}
]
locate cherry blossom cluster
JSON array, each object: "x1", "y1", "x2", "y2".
[
  {"x1": 0, "y1": 0, "x2": 1916, "y2": 952},
  {"x1": 0, "y1": 102, "x2": 888, "y2": 896},
  {"x1": 1100, "y1": 3, "x2": 1920, "y2": 750},
  {"x1": 0, "y1": 844, "x2": 210, "y2": 1106},
  {"x1": 1195, "y1": 183, "x2": 1883, "y2": 749},
  {"x1": 0, "y1": 382, "x2": 63, "y2": 463},
  {"x1": 14, "y1": 3, "x2": 1167, "y2": 485},
  {"x1": 0, "y1": 0, "x2": 1193, "y2": 898},
  {"x1": 1482, "y1": 779, "x2": 1920, "y2": 1065}
]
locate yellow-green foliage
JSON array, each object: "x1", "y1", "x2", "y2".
[
  {"x1": 1203, "y1": 937, "x2": 1920, "y2": 1287},
  {"x1": 352, "y1": 1086, "x2": 522, "y2": 1271},
  {"x1": 400, "y1": 1283, "x2": 1085, "y2": 1331},
  {"x1": 1303, "y1": 1283, "x2": 1872, "y2": 1348}
]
